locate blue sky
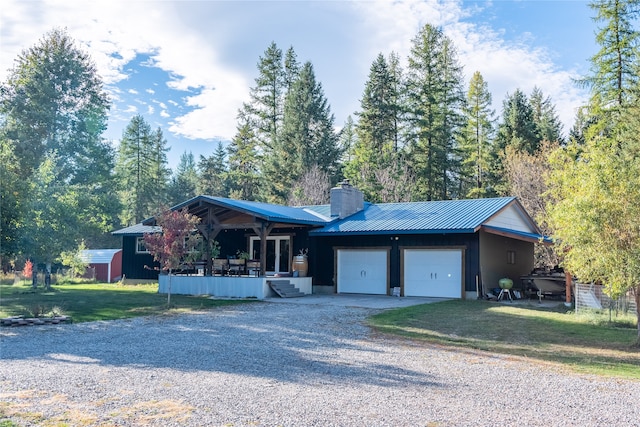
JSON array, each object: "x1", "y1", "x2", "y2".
[{"x1": 1, "y1": 0, "x2": 598, "y2": 169}]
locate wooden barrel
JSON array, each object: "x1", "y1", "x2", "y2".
[{"x1": 292, "y1": 255, "x2": 308, "y2": 277}]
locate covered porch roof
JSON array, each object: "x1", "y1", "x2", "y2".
[{"x1": 140, "y1": 196, "x2": 331, "y2": 277}]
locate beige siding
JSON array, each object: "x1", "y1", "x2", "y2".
[
  {"x1": 486, "y1": 205, "x2": 532, "y2": 232},
  {"x1": 479, "y1": 231, "x2": 534, "y2": 294}
]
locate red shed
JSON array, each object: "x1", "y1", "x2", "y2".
[{"x1": 80, "y1": 249, "x2": 122, "y2": 283}]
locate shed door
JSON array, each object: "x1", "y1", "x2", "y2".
[
  {"x1": 403, "y1": 249, "x2": 462, "y2": 298},
  {"x1": 337, "y1": 249, "x2": 388, "y2": 294}
]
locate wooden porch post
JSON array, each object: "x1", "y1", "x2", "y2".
[
  {"x1": 197, "y1": 207, "x2": 221, "y2": 276},
  {"x1": 253, "y1": 222, "x2": 275, "y2": 277}
]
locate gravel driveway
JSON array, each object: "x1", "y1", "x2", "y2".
[{"x1": 1, "y1": 300, "x2": 639, "y2": 426}]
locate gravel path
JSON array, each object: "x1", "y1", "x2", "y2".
[{"x1": 1, "y1": 301, "x2": 639, "y2": 427}]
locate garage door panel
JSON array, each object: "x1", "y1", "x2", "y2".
[
  {"x1": 404, "y1": 249, "x2": 462, "y2": 298},
  {"x1": 337, "y1": 249, "x2": 388, "y2": 295}
]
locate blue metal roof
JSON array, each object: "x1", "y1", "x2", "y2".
[
  {"x1": 300, "y1": 204, "x2": 332, "y2": 219},
  {"x1": 187, "y1": 196, "x2": 331, "y2": 226},
  {"x1": 309, "y1": 197, "x2": 518, "y2": 236}
]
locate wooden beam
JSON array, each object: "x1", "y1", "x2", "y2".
[{"x1": 253, "y1": 222, "x2": 276, "y2": 276}]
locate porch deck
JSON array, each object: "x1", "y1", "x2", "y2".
[{"x1": 158, "y1": 274, "x2": 313, "y2": 299}]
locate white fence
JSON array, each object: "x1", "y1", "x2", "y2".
[{"x1": 575, "y1": 283, "x2": 637, "y2": 314}]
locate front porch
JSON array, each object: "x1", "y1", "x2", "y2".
[{"x1": 158, "y1": 274, "x2": 313, "y2": 299}]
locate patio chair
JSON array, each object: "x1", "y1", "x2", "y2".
[
  {"x1": 228, "y1": 258, "x2": 246, "y2": 276},
  {"x1": 213, "y1": 258, "x2": 229, "y2": 276}
]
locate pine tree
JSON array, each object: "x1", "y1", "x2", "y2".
[
  {"x1": 339, "y1": 115, "x2": 357, "y2": 163},
  {"x1": 583, "y1": 0, "x2": 639, "y2": 111},
  {"x1": 168, "y1": 152, "x2": 198, "y2": 205},
  {"x1": 495, "y1": 89, "x2": 540, "y2": 155},
  {"x1": 267, "y1": 62, "x2": 341, "y2": 203},
  {"x1": 251, "y1": 42, "x2": 285, "y2": 151},
  {"x1": 227, "y1": 111, "x2": 261, "y2": 201},
  {"x1": 149, "y1": 127, "x2": 171, "y2": 211},
  {"x1": 405, "y1": 24, "x2": 465, "y2": 200},
  {"x1": 458, "y1": 71, "x2": 495, "y2": 198},
  {"x1": 116, "y1": 115, "x2": 157, "y2": 225},
  {"x1": 345, "y1": 54, "x2": 399, "y2": 201},
  {"x1": 198, "y1": 141, "x2": 228, "y2": 197},
  {"x1": 283, "y1": 46, "x2": 300, "y2": 94},
  {"x1": 530, "y1": 87, "x2": 564, "y2": 143}
]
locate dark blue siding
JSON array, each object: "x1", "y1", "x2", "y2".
[{"x1": 310, "y1": 233, "x2": 480, "y2": 292}]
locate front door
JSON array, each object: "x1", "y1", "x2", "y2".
[{"x1": 250, "y1": 236, "x2": 290, "y2": 275}]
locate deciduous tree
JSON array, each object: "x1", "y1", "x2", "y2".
[
  {"x1": 143, "y1": 208, "x2": 201, "y2": 306},
  {"x1": 0, "y1": 28, "x2": 110, "y2": 182}
]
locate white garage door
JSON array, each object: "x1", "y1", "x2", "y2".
[
  {"x1": 337, "y1": 249, "x2": 388, "y2": 294},
  {"x1": 404, "y1": 249, "x2": 462, "y2": 298}
]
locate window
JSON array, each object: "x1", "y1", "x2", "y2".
[
  {"x1": 136, "y1": 237, "x2": 149, "y2": 254},
  {"x1": 507, "y1": 250, "x2": 516, "y2": 265}
]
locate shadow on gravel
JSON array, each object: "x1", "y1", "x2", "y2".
[{"x1": 0, "y1": 303, "x2": 443, "y2": 389}]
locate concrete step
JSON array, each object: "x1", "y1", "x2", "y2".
[{"x1": 267, "y1": 280, "x2": 305, "y2": 298}]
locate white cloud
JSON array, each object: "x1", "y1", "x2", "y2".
[
  {"x1": 160, "y1": 110, "x2": 170, "y2": 118},
  {"x1": 147, "y1": 105, "x2": 154, "y2": 115},
  {"x1": 0, "y1": 0, "x2": 248, "y2": 141},
  {"x1": 1, "y1": 0, "x2": 589, "y2": 145},
  {"x1": 352, "y1": 0, "x2": 587, "y2": 132},
  {"x1": 128, "y1": 88, "x2": 138, "y2": 95}
]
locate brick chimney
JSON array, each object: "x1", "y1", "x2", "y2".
[{"x1": 330, "y1": 180, "x2": 364, "y2": 219}]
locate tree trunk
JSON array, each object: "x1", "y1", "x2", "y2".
[
  {"x1": 634, "y1": 285, "x2": 640, "y2": 347},
  {"x1": 167, "y1": 269, "x2": 172, "y2": 307}
]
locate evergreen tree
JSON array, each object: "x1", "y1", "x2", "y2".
[
  {"x1": 227, "y1": 112, "x2": 261, "y2": 201},
  {"x1": 387, "y1": 51, "x2": 406, "y2": 153},
  {"x1": 437, "y1": 37, "x2": 466, "y2": 199},
  {"x1": 530, "y1": 87, "x2": 564, "y2": 143},
  {"x1": 405, "y1": 24, "x2": 465, "y2": 200},
  {"x1": 495, "y1": 89, "x2": 540, "y2": 155},
  {"x1": 115, "y1": 115, "x2": 162, "y2": 225},
  {"x1": 149, "y1": 127, "x2": 171, "y2": 210},
  {"x1": 339, "y1": 115, "x2": 357, "y2": 163},
  {"x1": 458, "y1": 71, "x2": 495, "y2": 198},
  {"x1": 345, "y1": 53, "x2": 400, "y2": 201},
  {"x1": 168, "y1": 152, "x2": 198, "y2": 205},
  {"x1": 583, "y1": 0, "x2": 639, "y2": 111},
  {"x1": 283, "y1": 46, "x2": 301, "y2": 93},
  {"x1": 267, "y1": 62, "x2": 341, "y2": 203},
  {"x1": 251, "y1": 42, "x2": 285, "y2": 151},
  {"x1": 198, "y1": 141, "x2": 228, "y2": 197}
]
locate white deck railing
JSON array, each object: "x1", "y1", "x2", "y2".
[{"x1": 158, "y1": 275, "x2": 313, "y2": 299}]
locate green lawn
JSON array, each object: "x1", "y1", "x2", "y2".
[
  {"x1": 0, "y1": 280, "x2": 254, "y2": 323},
  {"x1": 369, "y1": 299, "x2": 639, "y2": 379}
]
